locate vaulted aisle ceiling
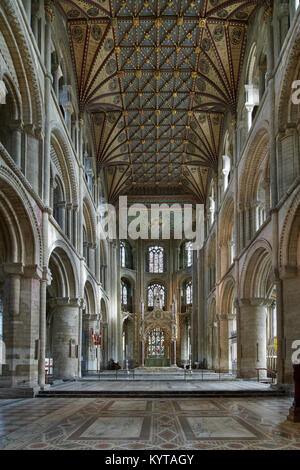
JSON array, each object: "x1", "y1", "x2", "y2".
[{"x1": 54, "y1": 0, "x2": 266, "y2": 203}]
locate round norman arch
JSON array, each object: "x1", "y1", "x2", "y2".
[
  {"x1": 220, "y1": 276, "x2": 235, "y2": 316},
  {"x1": 0, "y1": 161, "x2": 42, "y2": 266},
  {"x1": 279, "y1": 186, "x2": 300, "y2": 271},
  {"x1": 240, "y1": 239, "x2": 273, "y2": 299},
  {"x1": 238, "y1": 128, "x2": 269, "y2": 209},
  {"x1": 277, "y1": 18, "x2": 300, "y2": 128},
  {"x1": 50, "y1": 126, "x2": 78, "y2": 205},
  {"x1": 83, "y1": 197, "x2": 96, "y2": 245},
  {"x1": 48, "y1": 242, "x2": 79, "y2": 299},
  {"x1": 84, "y1": 280, "x2": 96, "y2": 315},
  {"x1": 0, "y1": 0, "x2": 43, "y2": 129}
]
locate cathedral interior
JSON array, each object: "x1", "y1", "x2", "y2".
[{"x1": 0, "y1": 0, "x2": 300, "y2": 452}]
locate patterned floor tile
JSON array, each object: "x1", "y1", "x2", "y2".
[{"x1": 0, "y1": 396, "x2": 300, "y2": 450}]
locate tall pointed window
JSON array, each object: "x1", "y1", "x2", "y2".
[
  {"x1": 185, "y1": 242, "x2": 193, "y2": 267},
  {"x1": 148, "y1": 246, "x2": 164, "y2": 273},
  {"x1": 120, "y1": 241, "x2": 126, "y2": 268},
  {"x1": 121, "y1": 280, "x2": 128, "y2": 307},
  {"x1": 186, "y1": 280, "x2": 193, "y2": 305},
  {"x1": 148, "y1": 283, "x2": 165, "y2": 308}
]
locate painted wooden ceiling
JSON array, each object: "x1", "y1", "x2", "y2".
[{"x1": 54, "y1": 0, "x2": 265, "y2": 203}]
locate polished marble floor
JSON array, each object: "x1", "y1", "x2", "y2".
[
  {"x1": 0, "y1": 396, "x2": 300, "y2": 450},
  {"x1": 48, "y1": 379, "x2": 272, "y2": 392}
]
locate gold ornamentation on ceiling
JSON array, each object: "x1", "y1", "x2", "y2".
[{"x1": 54, "y1": 0, "x2": 265, "y2": 203}]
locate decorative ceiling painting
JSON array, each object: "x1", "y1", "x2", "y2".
[{"x1": 54, "y1": 0, "x2": 266, "y2": 203}]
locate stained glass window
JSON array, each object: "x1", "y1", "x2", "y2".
[
  {"x1": 121, "y1": 280, "x2": 128, "y2": 306},
  {"x1": 120, "y1": 241, "x2": 126, "y2": 268},
  {"x1": 148, "y1": 246, "x2": 164, "y2": 273},
  {"x1": 186, "y1": 280, "x2": 192, "y2": 305},
  {"x1": 147, "y1": 328, "x2": 165, "y2": 357},
  {"x1": 148, "y1": 283, "x2": 165, "y2": 308}
]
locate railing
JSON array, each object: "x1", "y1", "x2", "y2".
[
  {"x1": 256, "y1": 367, "x2": 277, "y2": 384},
  {"x1": 98, "y1": 369, "x2": 136, "y2": 381}
]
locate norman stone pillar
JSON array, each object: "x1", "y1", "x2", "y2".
[
  {"x1": 239, "y1": 299, "x2": 267, "y2": 378},
  {"x1": 73, "y1": 205, "x2": 78, "y2": 249},
  {"x1": 38, "y1": 273, "x2": 48, "y2": 388},
  {"x1": 211, "y1": 321, "x2": 218, "y2": 370},
  {"x1": 218, "y1": 314, "x2": 229, "y2": 371},
  {"x1": 180, "y1": 317, "x2": 189, "y2": 364},
  {"x1": 66, "y1": 203, "x2": 73, "y2": 241},
  {"x1": 51, "y1": 298, "x2": 80, "y2": 380},
  {"x1": 11, "y1": 123, "x2": 23, "y2": 168},
  {"x1": 43, "y1": 1, "x2": 54, "y2": 206}
]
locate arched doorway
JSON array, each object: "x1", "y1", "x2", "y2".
[
  {"x1": 0, "y1": 173, "x2": 39, "y2": 387},
  {"x1": 47, "y1": 246, "x2": 79, "y2": 380},
  {"x1": 240, "y1": 244, "x2": 274, "y2": 378}
]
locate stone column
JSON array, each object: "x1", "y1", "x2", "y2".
[
  {"x1": 11, "y1": 123, "x2": 23, "y2": 168},
  {"x1": 78, "y1": 302, "x2": 83, "y2": 378},
  {"x1": 180, "y1": 317, "x2": 188, "y2": 364},
  {"x1": 95, "y1": 243, "x2": 100, "y2": 284},
  {"x1": 73, "y1": 205, "x2": 78, "y2": 249},
  {"x1": 22, "y1": 0, "x2": 32, "y2": 20},
  {"x1": 239, "y1": 299, "x2": 267, "y2": 378},
  {"x1": 244, "y1": 205, "x2": 251, "y2": 244},
  {"x1": 278, "y1": 2, "x2": 290, "y2": 49},
  {"x1": 51, "y1": 298, "x2": 80, "y2": 380},
  {"x1": 265, "y1": 9, "x2": 277, "y2": 210},
  {"x1": 212, "y1": 321, "x2": 218, "y2": 370},
  {"x1": 32, "y1": 9, "x2": 39, "y2": 40},
  {"x1": 173, "y1": 340, "x2": 177, "y2": 366},
  {"x1": 2, "y1": 264, "x2": 44, "y2": 387},
  {"x1": 64, "y1": 105, "x2": 73, "y2": 135},
  {"x1": 101, "y1": 322, "x2": 108, "y2": 369},
  {"x1": 88, "y1": 244, "x2": 96, "y2": 275},
  {"x1": 245, "y1": 104, "x2": 254, "y2": 131},
  {"x1": 218, "y1": 314, "x2": 229, "y2": 371},
  {"x1": 141, "y1": 339, "x2": 145, "y2": 367},
  {"x1": 43, "y1": 2, "x2": 53, "y2": 206},
  {"x1": 3, "y1": 272, "x2": 21, "y2": 385},
  {"x1": 57, "y1": 201, "x2": 66, "y2": 232},
  {"x1": 8, "y1": 274, "x2": 21, "y2": 316},
  {"x1": 52, "y1": 65, "x2": 60, "y2": 98},
  {"x1": 38, "y1": 273, "x2": 48, "y2": 387},
  {"x1": 66, "y1": 203, "x2": 73, "y2": 241}
]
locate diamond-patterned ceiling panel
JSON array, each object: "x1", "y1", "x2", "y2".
[{"x1": 54, "y1": 0, "x2": 266, "y2": 203}]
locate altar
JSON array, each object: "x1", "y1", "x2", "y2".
[
  {"x1": 145, "y1": 358, "x2": 171, "y2": 367},
  {"x1": 139, "y1": 295, "x2": 178, "y2": 368}
]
